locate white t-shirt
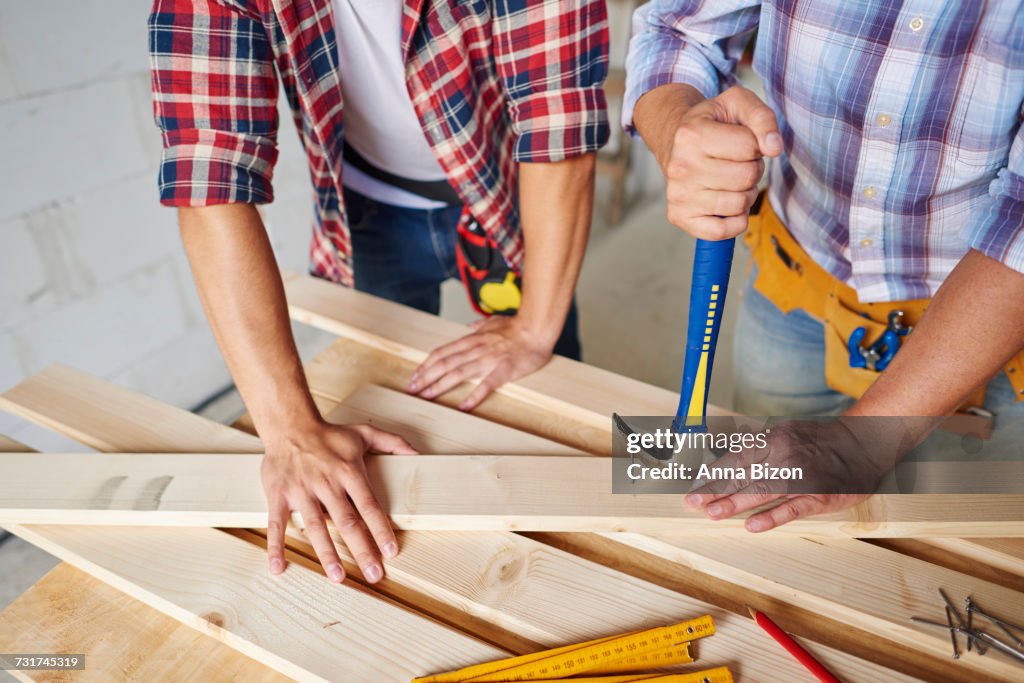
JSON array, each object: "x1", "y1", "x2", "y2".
[{"x1": 333, "y1": 0, "x2": 449, "y2": 209}]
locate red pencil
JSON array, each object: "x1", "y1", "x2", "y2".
[{"x1": 747, "y1": 606, "x2": 842, "y2": 683}]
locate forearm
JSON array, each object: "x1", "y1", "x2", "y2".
[
  {"x1": 178, "y1": 204, "x2": 320, "y2": 438},
  {"x1": 516, "y1": 153, "x2": 596, "y2": 346},
  {"x1": 632, "y1": 83, "x2": 706, "y2": 169},
  {"x1": 850, "y1": 249, "x2": 1024, "y2": 417}
]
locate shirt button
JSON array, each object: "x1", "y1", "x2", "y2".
[
  {"x1": 863, "y1": 186, "x2": 877, "y2": 199},
  {"x1": 860, "y1": 238, "x2": 874, "y2": 247},
  {"x1": 909, "y1": 16, "x2": 924, "y2": 32},
  {"x1": 876, "y1": 113, "x2": 892, "y2": 127}
]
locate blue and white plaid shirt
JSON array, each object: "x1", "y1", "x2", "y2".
[{"x1": 625, "y1": 1, "x2": 1024, "y2": 302}]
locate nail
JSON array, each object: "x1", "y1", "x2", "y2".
[
  {"x1": 409, "y1": 381, "x2": 418, "y2": 392},
  {"x1": 684, "y1": 494, "x2": 702, "y2": 508},
  {"x1": 707, "y1": 503, "x2": 723, "y2": 517},
  {"x1": 766, "y1": 132, "x2": 782, "y2": 151},
  {"x1": 382, "y1": 542, "x2": 399, "y2": 559},
  {"x1": 747, "y1": 518, "x2": 768, "y2": 532},
  {"x1": 270, "y1": 557, "x2": 284, "y2": 574},
  {"x1": 327, "y1": 563, "x2": 344, "y2": 583},
  {"x1": 365, "y1": 564, "x2": 383, "y2": 583}
]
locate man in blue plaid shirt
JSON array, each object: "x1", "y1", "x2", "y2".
[{"x1": 626, "y1": 2, "x2": 1024, "y2": 529}]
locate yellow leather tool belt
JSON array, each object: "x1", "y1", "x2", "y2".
[{"x1": 744, "y1": 197, "x2": 1024, "y2": 408}]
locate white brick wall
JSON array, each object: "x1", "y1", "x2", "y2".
[{"x1": 0, "y1": 2, "x2": 332, "y2": 448}]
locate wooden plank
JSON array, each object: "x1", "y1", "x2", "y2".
[
  {"x1": 608, "y1": 533, "x2": 1024, "y2": 681},
  {"x1": 284, "y1": 274, "x2": 698, "y2": 429},
  {"x1": 303, "y1": 339, "x2": 609, "y2": 456},
  {"x1": 0, "y1": 370, "x2": 508, "y2": 682},
  {"x1": 326, "y1": 385, "x2": 585, "y2": 456},
  {"x1": 524, "y1": 531, "x2": 971, "y2": 683},
  {"x1": 4, "y1": 524, "x2": 504, "y2": 683},
  {"x1": 276, "y1": 528, "x2": 919, "y2": 682},
  {"x1": 4, "y1": 365, "x2": 919, "y2": 681},
  {"x1": 4, "y1": 451, "x2": 1024, "y2": 537},
  {"x1": 0, "y1": 448, "x2": 280, "y2": 683},
  {"x1": 0, "y1": 563, "x2": 286, "y2": 683},
  {"x1": 920, "y1": 538, "x2": 1024, "y2": 579},
  {"x1": 0, "y1": 434, "x2": 30, "y2": 452},
  {"x1": 0, "y1": 364, "x2": 262, "y2": 454}
]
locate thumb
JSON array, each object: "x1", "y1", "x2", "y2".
[{"x1": 717, "y1": 87, "x2": 783, "y2": 158}]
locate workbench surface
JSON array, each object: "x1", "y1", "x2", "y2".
[{"x1": 2, "y1": 282, "x2": 1023, "y2": 682}]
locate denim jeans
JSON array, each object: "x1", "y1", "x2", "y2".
[
  {"x1": 732, "y1": 268, "x2": 1024, "y2": 419},
  {"x1": 343, "y1": 186, "x2": 582, "y2": 360}
]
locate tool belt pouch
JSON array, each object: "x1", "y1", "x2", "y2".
[
  {"x1": 822, "y1": 293, "x2": 896, "y2": 399},
  {"x1": 745, "y1": 195, "x2": 991, "y2": 403},
  {"x1": 456, "y1": 208, "x2": 523, "y2": 317}
]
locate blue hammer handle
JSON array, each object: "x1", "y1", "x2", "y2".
[{"x1": 672, "y1": 237, "x2": 736, "y2": 433}]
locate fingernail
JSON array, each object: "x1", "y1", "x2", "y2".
[
  {"x1": 382, "y1": 542, "x2": 399, "y2": 559},
  {"x1": 707, "y1": 503, "x2": 723, "y2": 517},
  {"x1": 365, "y1": 564, "x2": 383, "y2": 583},
  {"x1": 409, "y1": 381, "x2": 418, "y2": 392},
  {"x1": 684, "y1": 494, "x2": 702, "y2": 508},
  {"x1": 747, "y1": 518, "x2": 768, "y2": 532},
  {"x1": 423, "y1": 388, "x2": 434, "y2": 398},
  {"x1": 766, "y1": 132, "x2": 782, "y2": 151},
  {"x1": 270, "y1": 557, "x2": 284, "y2": 574},
  {"x1": 458, "y1": 402, "x2": 471, "y2": 411},
  {"x1": 327, "y1": 563, "x2": 344, "y2": 583}
]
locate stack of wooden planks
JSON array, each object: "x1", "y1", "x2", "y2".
[{"x1": 1, "y1": 275, "x2": 1022, "y2": 682}]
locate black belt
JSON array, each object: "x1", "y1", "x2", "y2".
[{"x1": 342, "y1": 143, "x2": 462, "y2": 206}]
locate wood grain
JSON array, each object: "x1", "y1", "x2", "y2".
[
  {"x1": 5, "y1": 362, "x2": 915, "y2": 681},
  {"x1": 4, "y1": 452, "x2": 1024, "y2": 537},
  {"x1": 0, "y1": 563, "x2": 286, "y2": 683},
  {"x1": 278, "y1": 527, "x2": 918, "y2": 682},
  {"x1": 919, "y1": 537, "x2": 1024, "y2": 578},
  {"x1": 0, "y1": 368, "x2": 509, "y2": 682},
  {"x1": 284, "y1": 274, "x2": 702, "y2": 429},
  {"x1": 304, "y1": 339, "x2": 608, "y2": 455},
  {"x1": 0, "y1": 365, "x2": 262, "y2": 454},
  {"x1": 0, "y1": 444, "x2": 279, "y2": 683},
  {"x1": 326, "y1": 385, "x2": 584, "y2": 456},
  {"x1": 4, "y1": 524, "x2": 504, "y2": 683},
  {"x1": 609, "y1": 532, "x2": 1024, "y2": 681}
]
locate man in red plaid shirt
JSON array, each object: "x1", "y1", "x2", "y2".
[{"x1": 148, "y1": 0, "x2": 608, "y2": 583}]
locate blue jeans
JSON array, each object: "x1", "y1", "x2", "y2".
[
  {"x1": 343, "y1": 187, "x2": 582, "y2": 360},
  {"x1": 732, "y1": 269, "x2": 1024, "y2": 418}
]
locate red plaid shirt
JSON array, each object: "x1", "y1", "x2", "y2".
[{"x1": 148, "y1": 0, "x2": 609, "y2": 285}]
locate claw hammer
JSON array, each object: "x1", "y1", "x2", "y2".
[{"x1": 673, "y1": 194, "x2": 762, "y2": 433}]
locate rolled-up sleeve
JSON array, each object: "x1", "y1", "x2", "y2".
[
  {"x1": 623, "y1": 0, "x2": 761, "y2": 134},
  {"x1": 148, "y1": 0, "x2": 279, "y2": 206},
  {"x1": 963, "y1": 127, "x2": 1024, "y2": 273},
  {"x1": 493, "y1": 0, "x2": 610, "y2": 163}
]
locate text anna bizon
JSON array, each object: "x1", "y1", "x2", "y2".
[{"x1": 626, "y1": 462, "x2": 804, "y2": 481}]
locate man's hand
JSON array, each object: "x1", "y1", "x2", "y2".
[
  {"x1": 634, "y1": 84, "x2": 783, "y2": 240},
  {"x1": 407, "y1": 154, "x2": 594, "y2": 411},
  {"x1": 408, "y1": 316, "x2": 554, "y2": 411},
  {"x1": 683, "y1": 419, "x2": 905, "y2": 532},
  {"x1": 261, "y1": 420, "x2": 417, "y2": 583}
]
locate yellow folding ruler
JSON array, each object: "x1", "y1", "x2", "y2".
[{"x1": 413, "y1": 616, "x2": 727, "y2": 683}]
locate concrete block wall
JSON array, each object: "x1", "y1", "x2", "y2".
[{"x1": 0, "y1": 2, "x2": 331, "y2": 448}]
